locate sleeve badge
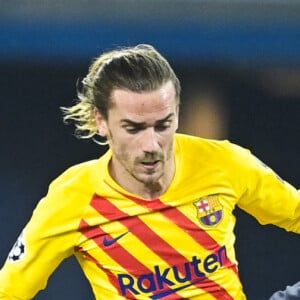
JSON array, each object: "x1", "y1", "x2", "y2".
[{"x1": 8, "y1": 231, "x2": 26, "y2": 263}]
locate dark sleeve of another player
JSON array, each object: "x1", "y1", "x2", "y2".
[{"x1": 269, "y1": 282, "x2": 300, "y2": 300}]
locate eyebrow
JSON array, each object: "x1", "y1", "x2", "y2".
[{"x1": 120, "y1": 113, "x2": 175, "y2": 127}]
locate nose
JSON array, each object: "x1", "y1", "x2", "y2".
[{"x1": 141, "y1": 127, "x2": 160, "y2": 153}]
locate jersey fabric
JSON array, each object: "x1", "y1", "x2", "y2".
[
  {"x1": 270, "y1": 281, "x2": 300, "y2": 300},
  {"x1": 0, "y1": 134, "x2": 299, "y2": 299}
]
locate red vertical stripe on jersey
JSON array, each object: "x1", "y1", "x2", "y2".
[{"x1": 90, "y1": 194, "x2": 234, "y2": 299}]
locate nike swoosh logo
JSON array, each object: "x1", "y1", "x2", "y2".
[{"x1": 103, "y1": 231, "x2": 130, "y2": 247}]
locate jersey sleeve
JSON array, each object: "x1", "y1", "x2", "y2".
[
  {"x1": 269, "y1": 281, "x2": 300, "y2": 300},
  {"x1": 228, "y1": 143, "x2": 300, "y2": 233},
  {"x1": 0, "y1": 178, "x2": 83, "y2": 299}
]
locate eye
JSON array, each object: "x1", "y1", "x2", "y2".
[
  {"x1": 155, "y1": 122, "x2": 171, "y2": 132},
  {"x1": 124, "y1": 126, "x2": 143, "y2": 134}
]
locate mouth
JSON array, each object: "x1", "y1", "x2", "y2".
[{"x1": 140, "y1": 160, "x2": 161, "y2": 169}]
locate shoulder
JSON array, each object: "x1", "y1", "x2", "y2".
[
  {"x1": 175, "y1": 133, "x2": 250, "y2": 163},
  {"x1": 36, "y1": 150, "x2": 111, "y2": 213},
  {"x1": 33, "y1": 160, "x2": 98, "y2": 216},
  {"x1": 174, "y1": 133, "x2": 267, "y2": 180},
  {"x1": 49, "y1": 150, "x2": 111, "y2": 191},
  {"x1": 49, "y1": 159, "x2": 99, "y2": 189}
]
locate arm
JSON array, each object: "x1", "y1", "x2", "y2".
[
  {"x1": 269, "y1": 282, "x2": 300, "y2": 300},
  {"x1": 0, "y1": 183, "x2": 81, "y2": 299},
  {"x1": 230, "y1": 144, "x2": 300, "y2": 233}
]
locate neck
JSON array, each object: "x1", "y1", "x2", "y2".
[
  {"x1": 138, "y1": 182, "x2": 168, "y2": 200},
  {"x1": 109, "y1": 157, "x2": 175, "y2": 200}
]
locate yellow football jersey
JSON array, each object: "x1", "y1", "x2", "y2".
[{"x1": 0, "y1": 134, "x2": 299, "y2": 299}]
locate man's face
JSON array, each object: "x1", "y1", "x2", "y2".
[{"x1": 95, "y1": 81, "x2": 179, "y2": 187}]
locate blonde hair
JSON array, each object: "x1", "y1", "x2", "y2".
[{"x1": 61, "y1": 44, "x2": 181, "y2": 143}]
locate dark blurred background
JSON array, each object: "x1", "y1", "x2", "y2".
[{"x1": 0, "y1": 1, "x2": 299, "y2": 299}]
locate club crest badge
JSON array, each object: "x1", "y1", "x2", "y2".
[{"x1": 194, "y1": 195, "x2": 223, "y2": 227}]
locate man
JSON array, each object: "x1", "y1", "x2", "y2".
[
  {"x1": 0, "y1": 44, "x2": 299, "y2": 299},
  {"x1": 270, "y1": 282, "x2": 300, "y2": 300}
]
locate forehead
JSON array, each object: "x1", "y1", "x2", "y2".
[{"x1": 109, "y1": 81, "x2": 177, "y2": 121}]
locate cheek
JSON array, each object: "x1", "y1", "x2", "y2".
[
  {"x1": 167, "y1": 138, "x2": 175, "y2": 156},
  {"x1": 161, "y1": 129, "x2": 176, "y2": 145},
  {"x1": 109, "y1": 133, "x2": 134, "y2": 157}
]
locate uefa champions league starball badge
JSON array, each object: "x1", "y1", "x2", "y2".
[{"x1": 8, "y1": 231, "x2": 26, "y2": 262}]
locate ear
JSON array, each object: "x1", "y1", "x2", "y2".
[{"x1": 94, "y1": 109, "x2": 108, "y2": 137}]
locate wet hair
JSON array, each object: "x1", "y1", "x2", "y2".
[{"x1": 61, "y1": 44, "x2": 181, "y2": 142}]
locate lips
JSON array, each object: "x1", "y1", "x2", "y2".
[
  {"x1": 142, "y1": 160, "x2": 159, "y2": 165},
  {"x1": 141, "y1": 160, "x2": 160, "y2": 169}
]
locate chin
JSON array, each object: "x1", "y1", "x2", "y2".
[
  {"x1": 131, "y1": 167, "x2": 163, "y2": 185},
  {"x1": 139, "y1": 174, "x2": 162, "y2": 186}
]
